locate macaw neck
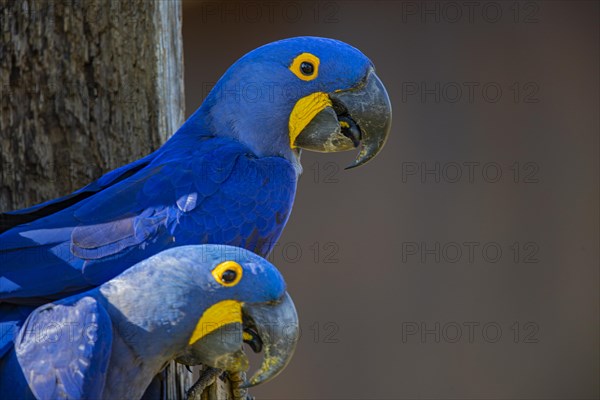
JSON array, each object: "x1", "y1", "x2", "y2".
[
  {"x1": 171, "y1": 89, "x2": 302, "y2": 173},
  {"x1": 95, "y1": 273, "x2": 199, "y2": 364},
  {"x1": 101, "y1": 330, "x2": 167, "y2": 400}
]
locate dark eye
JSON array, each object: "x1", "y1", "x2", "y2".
[
  {"x1": 212, "y1": 261, "x2": 243, "y2": 286},
  {"x1": 300, "y1": 61, "x2": 314, "y2": 76},
  {"x1": 221, "y1": 269, "x2": 237, "y2": 283}
]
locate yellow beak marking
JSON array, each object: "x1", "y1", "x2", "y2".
[
  {"x1": 188, "y1": 300, "x2": 242, "y2": 345},
  {"x1": 289, "y1": 92, "x2": 333, "y2": 148}
]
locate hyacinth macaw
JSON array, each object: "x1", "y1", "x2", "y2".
[
  {"x1": 0, "y1": 36, "x2": 391, "y2": 354},
  {"x1": 0, "y1": 245, "x2": 299, "y2": 399}
]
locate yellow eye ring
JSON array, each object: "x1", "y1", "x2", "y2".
[
  {"x1": 212, "y1": 261, "x2": 243, "y2": 287},
  {"x1": 289, "y1": 53, "x2": 320, "y2": 81}
]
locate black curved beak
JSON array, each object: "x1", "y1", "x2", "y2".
[
  {"x1": 292, "y1": 68, "x2": 392, "y2": 169},
  {"x1": 241, "y1": 292, "x2": 299, "y2": 388},
  {"x1": 178, "y1": 293, "x2": 298, "y2": 388}
]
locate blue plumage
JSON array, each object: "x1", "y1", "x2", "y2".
[
  {"x1": 0, "y1": 137, "x2": 296, "y2": 304},
  {"x1": 0, "y1": 37, "x2": 388, "y2": 389}
]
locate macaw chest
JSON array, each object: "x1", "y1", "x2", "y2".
[{"x1": 170, "y1": 163, "x2": 297, "y2": 257}]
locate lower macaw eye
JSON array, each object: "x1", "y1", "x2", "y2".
[
  {"x1": 212, "y1": 261, "x2": 243, "y2": 287},
  {"x1": 221, "y1": 269, "x2": 237, "y2": 283},
  {"x1": 300, "y1": 62, "x2": 314, "y2": 76}
]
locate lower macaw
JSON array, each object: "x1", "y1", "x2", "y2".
[{"x1": 0, "y1": 245, "x2": 298, "y2": 399}]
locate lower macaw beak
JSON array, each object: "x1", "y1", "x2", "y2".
[
  {"x1": 290, "y1": 68, "x2": 392, "y2": 169},
  {"x1": 241, "y1": 292, "x2": 299, "y2": 387},
  {"x1": 178, "y1": 293, "x2": 298, "y2": 388}
]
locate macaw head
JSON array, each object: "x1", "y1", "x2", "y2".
[
  {"x1": 99, "y1": 245, "x2": 298, "y2": 388},
  {"x1": 187, "y1": 36, "x2": 392, "y2": 169}
]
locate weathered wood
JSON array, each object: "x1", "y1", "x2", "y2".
[
  {"x1": 0, "y1": 0, "x2": 184, "y2": 210},
  {"x1": 0, "y1": 1, "x2": 229, "y2": 399}
]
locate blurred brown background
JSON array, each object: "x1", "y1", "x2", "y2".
[{"x1": 181, "y1": 1, "x2": 598, "y2": 399}]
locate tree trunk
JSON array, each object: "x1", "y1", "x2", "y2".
[
  {"x1": 0, "y1": 0, "x2": 184, "y2": 210},
  {"x1": 0, "y1": 1, "x2": 227, "y2": 399}
]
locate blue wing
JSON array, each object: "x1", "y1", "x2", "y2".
[
  {"x1": 12, "y1": 295, "x2": 112, "y2": 399},
  {"x1": 0, "y1": 135, "x2": 297, "y2": 304}
]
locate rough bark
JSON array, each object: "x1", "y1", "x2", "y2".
[
  {"x1": 0, "y1": 0, "x2": 184, "y2": 210},
  {"x1": 0, "y1": 1, "x2": 227, "y2": 399}
]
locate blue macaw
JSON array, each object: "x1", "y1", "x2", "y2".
[
  {"x1": 0, "y1": 245, "x2": 299, "y2": 399},
  {"x1": 0, "y1": 36, "x2": 391, "y2": 356}
]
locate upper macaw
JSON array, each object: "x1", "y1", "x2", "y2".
[
  {"x1": 0, "y1": 245, "x2": 299, "y2": 399},
  {"x1": 0, "y1": 36, "x2": 391, "y2": 356}
]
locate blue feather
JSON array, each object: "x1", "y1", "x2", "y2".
[{"x1": 3, "y1": 296, "x2": 112, "y2": 399}]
